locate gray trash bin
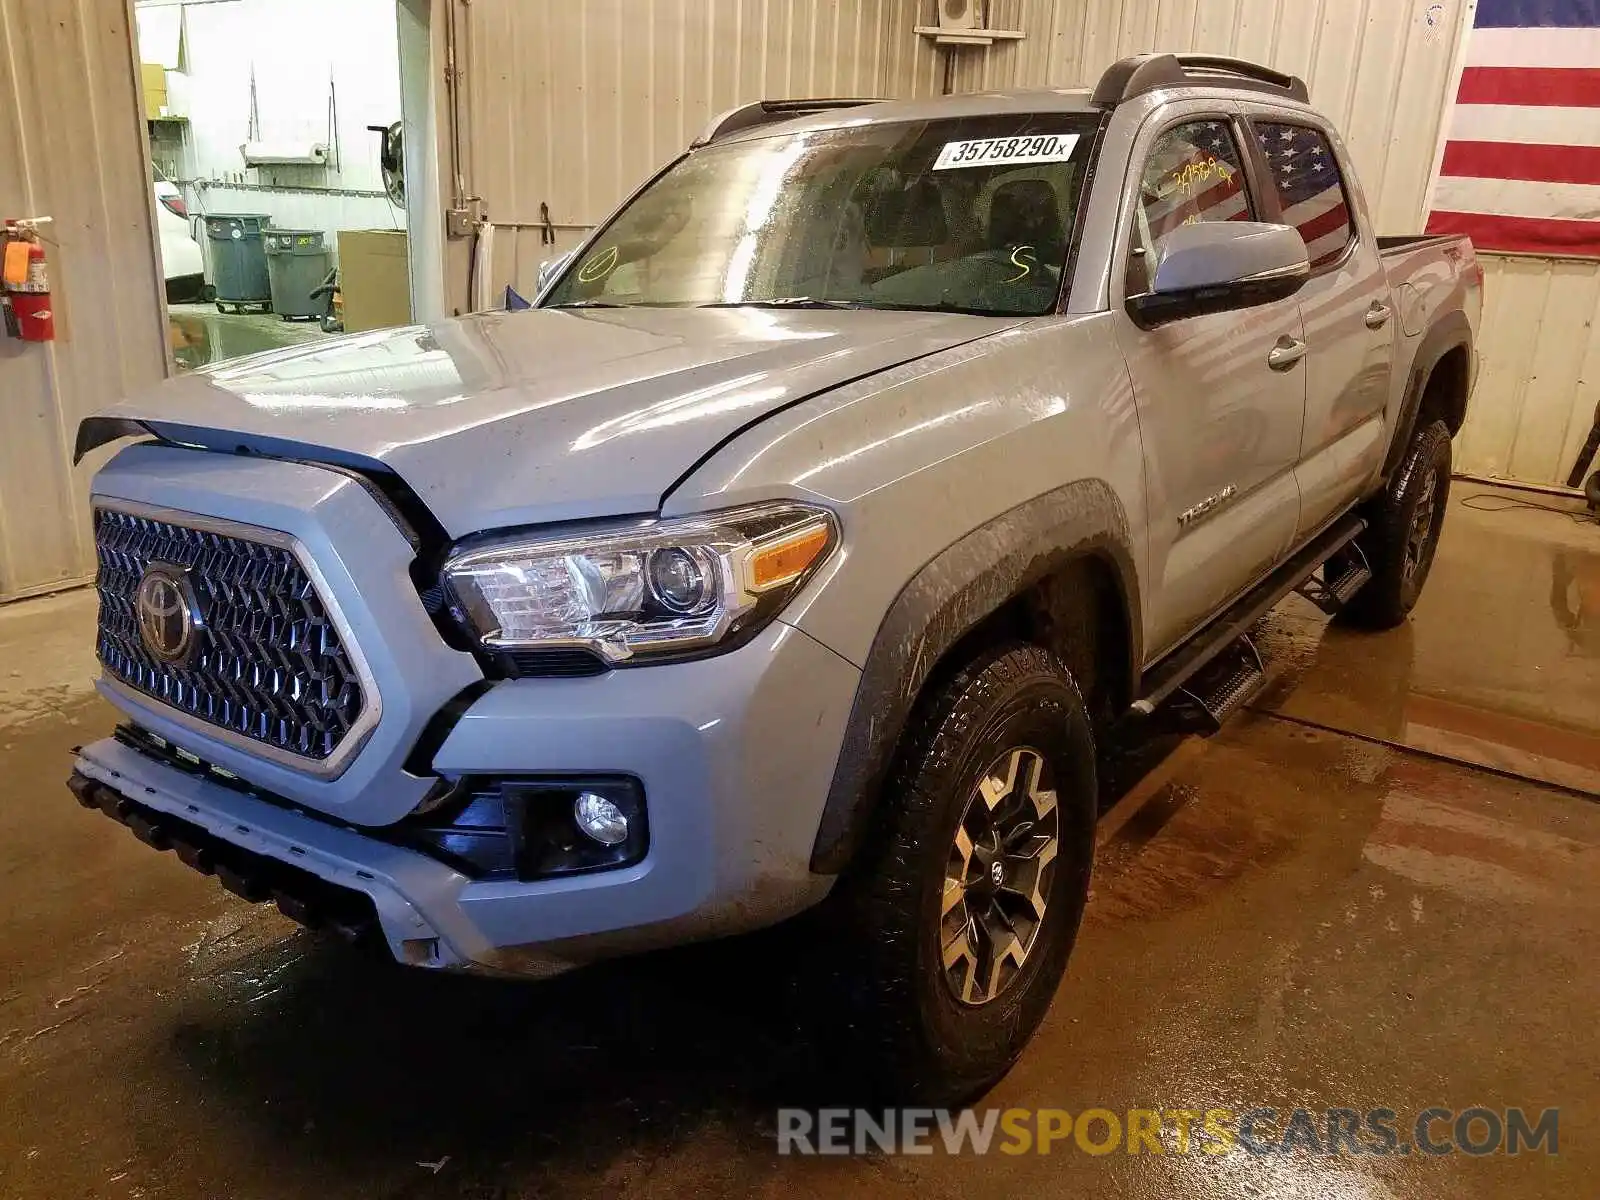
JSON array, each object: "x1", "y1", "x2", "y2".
[
  {"x1": 264, "y1": 229, "x2": 332, "y2": 321},
  {"x1": 206, "y1": 213, "x2": 273, "y2": 312}
]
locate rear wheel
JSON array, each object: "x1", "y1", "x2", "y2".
[
  {"x1": 826, "y1": 643, "x2": 1097, "y2": 1103},
  {"x1": 1339, "y1": 419, "x2": 1453, "y2": 630}
]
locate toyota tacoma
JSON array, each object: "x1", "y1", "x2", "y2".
[{"x1": 69, "y1": 54, "x2": 1481, "y2": 1100}]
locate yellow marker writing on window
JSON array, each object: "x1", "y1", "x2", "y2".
[
  {"x1": 576, "y1": 245, "x2": 619, "y2": 284},
  {"x1": 1005, "y1": 245, "x2": 1037, "y2": 284},
  {"x1": 1170, "y1": 156, "x2": 1230, "y2": 197}
]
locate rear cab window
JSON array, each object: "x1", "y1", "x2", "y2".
[
  {"x1": 1252, "y1": 121, "x2": 1355, "y2": 271},
  {"x1": 1126, "y1": 119, "x2": 1255, "y2": 297}
]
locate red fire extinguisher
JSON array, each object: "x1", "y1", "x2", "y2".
[{"x1": 3, "y1": 218, "x2": 54, "y2": 342}]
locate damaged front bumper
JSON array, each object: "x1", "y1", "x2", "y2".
[
  {"x1": 68, "y1": 612, "x2": 863, "y2": 977},
  {"x1": 70, "y1": 737, "x2": 533, "y2": 973}
]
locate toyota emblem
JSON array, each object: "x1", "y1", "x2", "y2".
[{"x1": 135, "y1": 564, "x2": 201, "y2": 667}]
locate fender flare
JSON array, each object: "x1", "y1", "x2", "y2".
[
  {"x1": 1382, "y1": 309, "x2": 1473, "y2": 484},
  {"x1": 808, "y1": 478, "x2": 1141, "y2": 874}
]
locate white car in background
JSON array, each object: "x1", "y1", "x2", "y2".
[{"x1": 153, "y1": 169, "x2": 204, "y2": 303}]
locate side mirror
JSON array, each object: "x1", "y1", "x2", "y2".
[
  {"x1": 536, "y1": 250, "x2": 576, "y2": 295},
  {"x1": 1128, "y1": 221, "x2": 1309, "y2": 330}
]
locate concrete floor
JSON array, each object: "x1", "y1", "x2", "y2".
[
  {"x1": 1, "y1": 483, "x2": 1596, "y2": 1198},
  {"x1": 168, "y1": 302, "x2": 332, "y2": 371}
]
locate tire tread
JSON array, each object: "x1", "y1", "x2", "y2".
[{"x1": 824, "y1": 642, "x2": 1094, "y2": 1103}]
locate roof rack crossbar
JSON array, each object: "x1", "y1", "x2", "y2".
[
  {"x1": 1091, "y1": 53, "x2": 1310, "y2": 108},
  {"x1": 691, "y1": 98, "x2": 887, "y2": 148}
]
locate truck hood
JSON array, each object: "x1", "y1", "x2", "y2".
[{"x1": 90, "y1": 306, "x2": 1015, "y2": 535}]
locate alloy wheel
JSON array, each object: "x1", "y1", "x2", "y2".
[
  {"x1": 1404, "y1": 464, "x2": 1440, "y2": 584},
  {"x1": 940, "y1": 746, "x2": 1061, "y2": 1006}
]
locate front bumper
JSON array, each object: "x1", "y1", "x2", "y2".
[{"x1": 71, "y1": 618, "x2": 863, "y2": 975}]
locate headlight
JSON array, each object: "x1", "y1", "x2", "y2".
[{"x1": 442, "y1": 502, "x2": 838, "y2": 665}]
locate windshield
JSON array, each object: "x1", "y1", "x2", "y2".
[{"x1": 543, "y1": 113, "x2": 1101, "y2": 317}]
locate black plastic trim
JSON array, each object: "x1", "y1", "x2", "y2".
[
  {"x1": 1380, "y1": 308, "x2": 1473, "y2": 486},
  {"x1": 70, "y1": 769, "x2": 380, "y2": 937},
  {"x1": 1130, "y1": 513, "x2": 1366, "y2": 716},
  {"x1": 73, "y1": 417, "x2": 157, "y2": 463},
  {"x1": 402, "y1": 679, "x2": 496, "y2": 777},
  {"x1": 694, "y1": 97, "x2": 888, "y2": 147},
  {"x1": 1093, "y1": 52, "x2": 1309, "y2": 107},
  {"x1": 809, "y1": 479, "x2": 1140, "y2": 874},
  {"x1": 1127, "y1": 269, "x2": 1307, "y2": 329},
  {"x1": 1056, "y1": 111, "x2": 1113, "y2": 314}
]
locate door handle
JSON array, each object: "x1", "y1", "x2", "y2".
[
  {"x1": 1366, "y1": 302, "x2": 1393, "y2": 330},
  {"x1": 1268, "y1": 337, "x2": 1308, "y2": 371}
]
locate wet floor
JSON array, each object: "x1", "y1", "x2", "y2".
[
  {"x1": 1, "y1": 485, "x2": 1596, "y2": 1198},
  {"x1": 167, "y1": 303, "x2": 332, "y2": 372}
]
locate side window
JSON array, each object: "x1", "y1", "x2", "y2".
[
  {"x1": 1126, "y1": 119, "x2": 1253, "y2": 296},
  {"x1": 1253, "y1": 121, "x2": 1353, "y2": 270}
]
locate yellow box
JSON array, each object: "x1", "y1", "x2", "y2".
[{"x1": 141, "y1": 63, "x2": 167, "y2": 119}]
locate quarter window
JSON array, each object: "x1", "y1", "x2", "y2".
[
  {"x1": 1126, "y1": 120, "x2": 1254, "y2": 296},
  {"x1": 1254, "y1": 122, "x2": 1354, "y2": 270}
]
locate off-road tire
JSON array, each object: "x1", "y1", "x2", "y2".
[
  {"x1": 824, "y1": 642, "x2": 1097, "y2": 1104},
  {"x1": 1339, "y1": 419, "x2": 1453, "y2": 630}
]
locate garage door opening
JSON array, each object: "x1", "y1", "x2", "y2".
[{"x1": 133, "y1": 0, "x2": 418, "y2": 371}]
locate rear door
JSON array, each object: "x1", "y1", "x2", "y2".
[
  {"x1": 1112, "y1": 109, "x2": 1307, "y2": 659},
  {"x1": 1246, "y1": 114, "x2": 1395, "y2": 538}
]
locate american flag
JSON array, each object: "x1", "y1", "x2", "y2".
[
  {"x1": 1255, "y1": 123, "x2": 1353, "y2": 269},
  {"x1": 1426, "y1": 0, "x2": 1600, "y2": 256}
]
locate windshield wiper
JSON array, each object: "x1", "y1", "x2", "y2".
[
  {"x1": 545, "y1": 300, "x2": 628, "y2": 308},
  {"x1": 696, "y1": 297, "x2": 863, "y2": 310},
  {"x1": 861, "y1": 300, "x2": 1013, "y2": 317},
  {"x1": 699, "y1": 297, "x2": 1016, "y2": 317}
]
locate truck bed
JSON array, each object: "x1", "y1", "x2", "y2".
[{"x1": 1377, "y1": 233, "x2": 1480, "y2": 306}]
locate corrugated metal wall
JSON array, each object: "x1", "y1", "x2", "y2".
[
  {"x1": 0, "y1": 0, "x2": 168, "y2": 602},
  {"x1": 1458, "y1": 255, "x2": 1600, "y2": 487},
  {"x1": 454, "y1": 0, "x2": 941, "y2": 302}
]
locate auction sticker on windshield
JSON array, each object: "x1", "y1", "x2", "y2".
[{"x1": 933, "y1": 134, "x2": 1081, "y2": 170}]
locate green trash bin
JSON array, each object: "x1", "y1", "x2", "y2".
[
  {"x1": 264, "y1": 228, "x2": 332, "y2": 321},
  {"x1": 205, "y1": 213, "x2": 273, "y2": 313}
]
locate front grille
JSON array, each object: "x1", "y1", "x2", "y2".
[{"x1": 94, "y1": 508, "x2": 366, "y2": 762}]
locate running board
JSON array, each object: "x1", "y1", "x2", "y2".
[
  {"x1": 1295, "y1": 541, "x2": 1372, "y2": 616},
  {"x1": 1165, "y1": 635, "x2": 1268, "y2": 736},
  {"x1": 1129, "y1": 514, "x2": 1367, "y2": 722}
]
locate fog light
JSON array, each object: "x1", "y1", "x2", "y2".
[{"x1": 574, "y1": 790, "x2": 629, "y2": 845}]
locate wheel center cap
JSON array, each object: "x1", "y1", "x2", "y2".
[{"x1": 969, "y1": 843, "x2": 1006, "y2": 898}]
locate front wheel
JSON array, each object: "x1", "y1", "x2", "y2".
[
  {"x1": 825, "y1": 643, "x2": 1097, "y2": 1103},
  {"x1": 1339, "y1": 419, "x2": 1453, "y2": 630}
]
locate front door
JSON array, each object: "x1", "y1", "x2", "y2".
[{"x1": 1113, "y1": 114, "x2": 1308, "y2": 659}]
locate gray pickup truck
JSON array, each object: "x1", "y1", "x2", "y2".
[{"x1": 70, "y1": 54, "x2": 1479, "y2": 1099}]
